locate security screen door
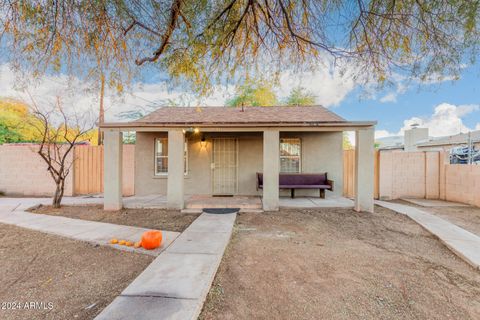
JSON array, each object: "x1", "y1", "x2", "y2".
[{"x1": 212, "y1": 138, "x2": 238, "y2": 195}]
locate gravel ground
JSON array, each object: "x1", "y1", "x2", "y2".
[
  {"x1": 0, "y1": 224, "x2": 154, "y2": 320},
  {"x1": 394, "y1": 199, "x2": 480, "y2": 237},
  {"x1": 200, "y1": 206, "x2": 480, "y2": 320},
  {"x1": 30, "y1": 205, "x2": 199, "y2": 232}
]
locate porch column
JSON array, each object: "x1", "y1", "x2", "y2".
[
  {"x1": 167, "y1": 129, "x2": 185, "y2": 209},
  {"x1": 354, "y1": 127, "x2": 375, "y2": 213},
  {"x1": 263, "y1": 130, "x2": 280, "y2": 211},
  {"x1": 104, "y1": 130, "x2": 123, "y2": 211}
]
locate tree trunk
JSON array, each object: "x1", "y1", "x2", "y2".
[
  {"x1": 52, "y1": 179, "x2": 65, "y2": 208},
  {"x1": 97, "y1": 74, "x2": 105, "y2": 145}
]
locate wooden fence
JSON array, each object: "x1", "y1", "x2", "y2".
[
  {"x1": 73, "y1": 145, "x2": 104, "y2": 195},
  {"x1": 73, "y1": 145, "x2": 135, "y2": 196},
  {"x1": 342, "y1": 149, "x2": 379, "y2": 199}
]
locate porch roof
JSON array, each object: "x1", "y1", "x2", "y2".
[{"x1": 101, "y1": 106, "x2": 376, "y2": 130}]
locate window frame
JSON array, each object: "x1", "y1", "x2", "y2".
[
  {"x1": 279, "y1": 138, "x2": 302, "y2": 173},
  {"x1": 154, "y1": 137, "x2": 188, "y2": 176}
]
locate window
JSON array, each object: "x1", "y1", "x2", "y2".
[
  {"x1": 155, "y1": 138, "x2": 188, "y2": 175},
  {"x1": 280, "y1": 138, "x2": 301, "y2": 173}
]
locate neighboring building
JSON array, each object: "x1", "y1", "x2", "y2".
[
  {"x1": 378, "y1": 128, "x2": 480, "y2": 152},
  {"x1": 415, "y1": 130, "x2": 480, "y2": 152},
  {"x1": 404, "y1": 128, "x2": 429, "y2": 151},
  {"x1": 101, "y1": 106, "x2": 376, "y2": 212}
]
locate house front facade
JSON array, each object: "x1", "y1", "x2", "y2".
[{"x1": 101, "y1": 106, "x2": 376, "y2": 212}]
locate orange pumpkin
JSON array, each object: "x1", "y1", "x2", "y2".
[
  {"x1": 125, "y1": 241, "x2": 134, "y2": 247},
  {"x1": 134, "y1": 241, "x2": 142, "y2": 248},
  {"x1": 118, "y1": 240, "x2": 126, "y2": 245},
  {"x1": 110, "y1": 238, "x2": 118, "y2": 244},
  {"x1": 141, "y1": 230, "x2": 163, "y2": 250}
]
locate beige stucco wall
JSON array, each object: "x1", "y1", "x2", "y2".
[
  {"x1": 0, "y1": 145, "x2": 74, "y2": 196},
  {"x1": 134, "y1": 131, "x2": 343, "y2": 197}
]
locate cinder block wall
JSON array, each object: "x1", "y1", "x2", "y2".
[
  {"x1": 0, "y1": 145, "x2": 74, "y2": 196},
  {"x1": 379, "y1": 149, "x2": 480, "y2": 207},
  {"x1": 379, "y1": 151, "x2": 427, "y2": 200},
  {"x1": 445, "y1": 164, "x2": 480, "y2": 207}
]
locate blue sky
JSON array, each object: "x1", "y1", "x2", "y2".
[{"x1": 336, "y1": 67, "x2": 480, "y2": 135}]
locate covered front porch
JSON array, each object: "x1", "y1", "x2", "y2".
[{"x1": 102, "y1": 126, "x2": 375, "y2": 212}]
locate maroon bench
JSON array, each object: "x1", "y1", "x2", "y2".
[{"x1": 256, "y1": 172, "x2": 334, "y2": 198}]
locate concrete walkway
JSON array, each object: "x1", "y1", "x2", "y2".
[
  {"x1": 0, "y1": 204, "x2": 179, "y2": 257},
  {"x1": 377, "y1": 201, "x2": 480, "y2": 270},
  {"x1": 95, "y1": 211, "x2": 237, "y2": 320},
  {"x1": 0, "y1": 196, "x2": 103, "y2": 212}
]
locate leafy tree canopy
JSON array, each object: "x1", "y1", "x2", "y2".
[
  {"x1": 343, "y1": 133, "x2": 353, "y2": 150},
  {"x1": 1, "y1": 1, "x2": 479, "y2": 96},
  {"x1": 0, "y1": 98, "x2": 39, "y2": 142},
  {"x1": 0, "y1": 98, "x2": 98, "y2": 144},
  {"x1": 226, "y1": 81, "x2": 318, "y2": 107},
  {"x1": 283, "y1": 87, "x2": 316, "y2": 106},
  {"x1": 227, "y1": 80, "x2": 278, "y2": 106}
]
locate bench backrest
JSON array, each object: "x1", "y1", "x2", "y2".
[{"x1": 257, "y1": 172, "x2": 328, "y2": 186}]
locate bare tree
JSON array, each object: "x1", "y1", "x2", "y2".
[{"x1": 28, "y1": 97, "x2": 95, "y2": 208}]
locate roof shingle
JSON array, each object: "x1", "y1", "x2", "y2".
[{"x1": 135, "y1": 106, "x2": 346, "y2": 125}]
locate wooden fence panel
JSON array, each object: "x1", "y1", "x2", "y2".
[
  {"x1": 74, "y1": 145, "x2": 104, "y2": 195},
  {"x1": 73, "y1": 145, "x2": 134, "y2": 196},
  {"x1": 343, "y1": 149, "x2": 379, "y2": 199}
]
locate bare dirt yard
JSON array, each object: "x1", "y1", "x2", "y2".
[
  {"x1": 0, "y1": 224, "x2": 154, "y2": 320},
  {"x1": 395, "y1": 200, "x2": 480, "y2": 237},
  {"x1": 30, "y1": 204, "x2": 199, "y2": 232},
  {"x1": 200, "y1": 206, "x2": 480, "y2": 320}
]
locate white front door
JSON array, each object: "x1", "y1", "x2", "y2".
[{"x1": 212, "y1": 138, "x2": 238, "y2": 195}]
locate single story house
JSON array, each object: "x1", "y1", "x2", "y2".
[{"x1": 101, "y1": 106, "x2": 376, "y2": 212}]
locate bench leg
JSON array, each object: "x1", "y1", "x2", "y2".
[
  {"x1": 291, "y1": 189, "x2": 295, "y2": 198},
  {"x1": 320, "y1": 189, "x2": 325, "y2": 199}
]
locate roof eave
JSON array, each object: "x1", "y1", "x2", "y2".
[{"x1": 100, "y1": 121, "x2": 377, "y2": 130}]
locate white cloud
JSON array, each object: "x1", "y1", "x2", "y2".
[
  {"x1": 375, "y1": 130, "x2": 394, "y2": 139},
  {"x1": 399, "y1": 103, "x2": 479, "y2": 137},
  {"x1": 377, "y1": 103, "x2": 480, "y2": 139},
  {"x1": 277, "y1": 59, "x2": 359, "y2": 108},
  {"x1": 379, "y1": 92, "x2": 397, "y2": 103}
]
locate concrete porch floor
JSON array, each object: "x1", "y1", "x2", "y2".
[{"x1": 122, "y1": 194, "x2": 354, "y2": 211}]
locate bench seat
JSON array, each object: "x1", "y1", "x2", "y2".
[
  {"x1": 278, "y1": 184, "x2": 332, "y2": 189},
  {"x1": 257, "y1": 173, "x2": 334, "y2": 198}
]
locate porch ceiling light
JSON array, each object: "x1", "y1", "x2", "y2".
[
  {"x1": 200, "y1": 136, "x2": 207, "y2": 149},
  {"x1": 184, "y1": 127, "x2": 200, "y2": 134}
]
